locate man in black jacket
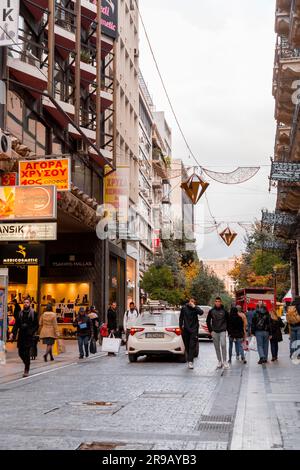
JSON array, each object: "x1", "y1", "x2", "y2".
[
  {"x1": 107, "y1": 302, "x2": 118, "y2": 356},
  {"x1": 73, "y1": 307, "x2": 93, "y2": 359},
  {"x1": 9, "y1": 299, "x2": 39, "y2": 377},
  {"x1": 207, "y1": 297, "x2": 229, "y2": 369},
  {"x1": 251, "y1": 303, "x2": 272, "y2": 364},
  {"x1": 179, "y1": 299, "x2": 203, "y2": 369}
]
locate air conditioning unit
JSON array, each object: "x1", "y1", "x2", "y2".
[
  {"x1": 0, "y1": 131, "x2": 11, "y2": 159},
  {"x1": 134, "y1": 48, "x2": 139, "y2": 58}
]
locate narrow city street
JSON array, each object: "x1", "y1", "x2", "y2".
[{"x1": 0, "y1": 337, "x2": 299, "y2": 451}]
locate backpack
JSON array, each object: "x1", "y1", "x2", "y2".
[{"x1": 286, "y1": 305, "x2": 300, "y2": 325}]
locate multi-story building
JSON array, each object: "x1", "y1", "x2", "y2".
[
  {"x1": 203, "y1": 258, "x2": 237, "y2": 296},
  {"x1": 138, "y1": 72, "x2": 154, "y2": 287},
  {"x1": 170, "y1": 159, "x2": 195, "y2": 249},
  {"x1": 0, "y1": 0, "x2": 139, "y2": 328},
  {"x1": 267, "y1": 0, "x2": 300, "y2": 297}
]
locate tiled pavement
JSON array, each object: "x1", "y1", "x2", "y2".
[{"x1": 0, "y1": 336, "x2": 299, "y2": 450}]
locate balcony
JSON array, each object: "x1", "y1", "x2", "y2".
[
  {"x1": 23, "y1": 0, "x2": 48, "y2": 21},
  {"x1": 7, "y1": 53, "x2": 48, "y2": 94},
  {"x1": 275, "y1": 11, "x2": 290, "y2": 35},
  {"x1": 68, "y1": 124, "x2": 96, "y2": 141},
  {"x1": 274, "y1": 123, "x2": 291, "y2": 157},
  {"x1": 69, "y1": 56, "x2": 97, "y2": 87},
  {"x1": 42, "y1": 96, "x2": 75, "y2": 127},
  {"x1": 89, "y1": 86, "x2": 113, "y2": 111},
  {"x1": 69, "y1": 0, "x2": 97, "y2": 30}
]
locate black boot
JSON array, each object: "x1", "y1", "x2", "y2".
[
  {"x1": 43, "y1": 354, "x2": 48, "y2": 362},
  {"x1": 50, "y1": 353, "x2": 54, "y2": 361}
]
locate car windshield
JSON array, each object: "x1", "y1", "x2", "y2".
[{"x1": 137, "y1": 312, "x2": 180, "y2": 327}]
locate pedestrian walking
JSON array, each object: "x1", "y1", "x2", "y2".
[
  {"x1": 246, "y1": 308, "x2": 255, "y2": 336},
  {"x1": 107, "y1": 302, "x2": 118, "y2": 356},
  {"x1": 270, "y1": 310, "x2": 284, "y2": 362},
  {"x1": 39, "y1": 303, "x2": 59, "y2": 362},
  {"x1": 12, "y1": 298, "x2": 21, "y2": 319},
  {"x1": 73, "y1": 307, "x2": 93, "y2": 359},
  {"x1": 228, "y1": 306, "x2": 247, "y2": 364},
  {"x1": 179, "y1": 298, "x2": 203, "y2": 369},
  {"x1": 88, "y1": 306, "x2": 100, "y2": 342},
  {"x1": 9, "y1": 299, "x2": 39, "y2": 377},
  {"x1": 207, "y1": 297, "x2": 229, "y2": 369},
  {"x1": 286, "y1": 296, "x2": 300, "y2": 359},
  {"x1": 251, "y1": 303, "x2": 272, "y2": 364},
  {"x1": 123, "y1": 302, "x2": 139, "y2": 355}
]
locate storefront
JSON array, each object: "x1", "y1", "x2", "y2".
[{"x1": 126, "y1": 242, "x2": 139, "y2": 309}]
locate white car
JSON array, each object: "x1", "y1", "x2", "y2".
[
  {"x1": 198, "y1": 305, "x2": 213, "y2": 341},
  {"x1": 127, "y1": 311, "x2": 186, "y2": 363}
]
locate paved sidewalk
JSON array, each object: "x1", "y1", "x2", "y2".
[
  {"x1": 0, "y1": 340, "x2": 106, "y2": 385},
  {"x1": 230, "y1": 336, "x2": 300, "y2": 450}
]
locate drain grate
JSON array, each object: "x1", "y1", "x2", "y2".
[
  {"x1": 78, "y1": 442, "x2": 125, "y2": 450},
  {"x1": 142, "y1": 391, "x2": 185, "y2": 399},
  {"x1": 197, "y1": 415, "x2": 233, "y2": 432}
]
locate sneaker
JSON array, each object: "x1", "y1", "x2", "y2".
[
  {"x1": 223, "y1": 362, "x2": 230, "y2": 369},
  {"x1": 79, "y1": 356, "x2": 84, "y2": 359},
  {"x1": 236, "y1": 355, "x2": 240, "y2": 360},
  {"x1": 243, "y1": 359, "x2": 247, "y2": 364},
  {"x1": 125, "y1": 351, "x2": 129, "y2": 355},
  {"x1": 188, "y1": 362, "x2": 194, "y2": 369},
  {"x1": 258, "y1": 358, "x2": 264, "y2": 364},
  {"x1": 216, "y1": 361, "x2": 223, "y2": 369},
  {"x1": 271, "y1": 357, "x2": 276, "y2": 362}
]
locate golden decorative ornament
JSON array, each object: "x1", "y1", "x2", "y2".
[
  {"x1": 181, "y1": 173, "x2": 209, "y2": 205},
  {"x1": 219, "y1": 227, "x2": 238, "y2": 247}
]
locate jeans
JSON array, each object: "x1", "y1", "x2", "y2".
[
  {"x1": 229, "y1": 337, "x2": 245, "y2": 360},
  {"x1": 183, "y1": 330, "x2": 198, "y2": 363},
  {"x1": 212, "y1": 331, "x2": 227, "y2": 363},
  {"x1": 18, "y1": 345, "x2": 31, "y2": 372},
  {"x1": 78, "y1": 335, "x2": 90, "y2": 357},
  {"x1": 290, "y1": 326, "x2": 300, "y2": 357},
  {"x1": 255, "y1": 331, "x2": 269, "y2": 360},
  {"x1": 270, "y1": 339, "x2": 279, "y2": 359}
]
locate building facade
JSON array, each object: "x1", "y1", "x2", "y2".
[
  {"x1": 203, "y1": 258, "x2": 237, "y2": 296},
  {"x1": 268, "y1": 0, "x2": 300, "y2": 298}
]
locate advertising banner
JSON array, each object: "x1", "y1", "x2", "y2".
[
  {"x1": 104, "y1": 166, "x2": 130, "y2": 224},
  {"x1": 19, "y1": 158, "x2": 70, "y2": 191},
  {"x1": 0, "y1": 172, "x2": 17, "y2": 186},
  {"x1": 101, "y1": 0, "x2": 118, "y2": 39},
  {"x1": 0, "y1": 185, "x2": 57, "y2": 220},
  {"x1": 0, "y1": 0, "x2": 19, "y2": 47},
  {"x1": 0, "y1": 222, "x2": 57, "y2": 241},
  {"x1": 0, "y1": 243, "x2": 45, "y2": 266}
]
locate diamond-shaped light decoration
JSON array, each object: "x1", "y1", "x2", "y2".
[
  {"x1": 181, "y1": 173, "x2": 209, "y2": 205},
  {"x1": 219, "y1": 227, "x2": 238, "y2": 247}
]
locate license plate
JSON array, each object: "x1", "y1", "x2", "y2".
[{"x1": 145, "y1": 333, "x2": 164, "y2": 338}]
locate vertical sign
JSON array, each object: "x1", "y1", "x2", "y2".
[
  {"x1": 0, "y1": 1, "x2": 20, "y2": 47},
  {"x1": 0, "y1": 268, "x2": 8, "y2": 365},
  {"x1": 101, "y1": 0, "x2": 118, "y2": 39}
]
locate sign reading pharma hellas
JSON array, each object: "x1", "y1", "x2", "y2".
[
  {"x1": 19, "y1": 158, "x2": 70, "y2": 191},
  {"x1": 102, "y1": 0, "x2": 118, "y2": 39},
  {"x1": 0, "y1": 0, "x2": 19, "y2": 47},
  {"x1": 0, "y1": 186, "x2": 57, "y2": 221},
  {"x1": 0, "y1": 222, "x2": 57, "y2": 241}
]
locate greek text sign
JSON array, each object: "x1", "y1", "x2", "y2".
[
  {"x1": 0, "y1": 222, "x2": 57, "y2": 241},
  {"x1": 0, "y1": 186, "x2": 57, "y2": 220},
  {"x1": 0, "y1": 0, "x2": 19, "y2": 47},
  {"x1": 19, "y1": 158, "x2": 70, "y2": 191}
]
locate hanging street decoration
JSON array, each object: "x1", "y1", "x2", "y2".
[
  {"x1": 219, "y1": 227, "x2": 238, "y2": 246},
  {"x1": 181, "y1": 173, "x2": 209, "y2": 205},
  {"x1": 202, "y1": 167, "x2": 260, "y2": 184}
]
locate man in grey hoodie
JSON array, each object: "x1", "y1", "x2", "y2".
[{"x1": 207, "y1": 297, "x2": 229, "y2": 369}]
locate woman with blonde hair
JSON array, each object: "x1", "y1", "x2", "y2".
[
  {"x1": 39, "y1": 304, "x2": 59, "y2": 362},
  {"x1": 270, "y1": 309, "x2": 284, "y2": 362}
]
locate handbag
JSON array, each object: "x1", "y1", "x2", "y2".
[
  {"x1": 89, "y1": 337, "x2": 97, "y2": 354},
  {"x1": 101, "y1": 333, "x2": 121, "y2": 354},
  {"x1": 249, "y1": 336, "x2": 257, "y2": 351}
]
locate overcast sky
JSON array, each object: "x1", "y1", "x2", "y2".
[{"x1": 139, "y1": 0, "x2": 277, "y2": 260}]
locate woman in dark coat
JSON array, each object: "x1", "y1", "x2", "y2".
[
  {"x1": 228, "y1": 306, "x2": 247, "y2": 364},
  {"x1": 270, "y1": 311, "x2": 284, "y2": 361}
]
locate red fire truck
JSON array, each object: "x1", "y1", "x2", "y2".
[{"x1": 235, "y1": 287, "x2": 275, "y2": 313}]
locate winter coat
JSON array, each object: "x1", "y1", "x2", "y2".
[
  {"x1": 107, "y1": 307, "x2": 117, "y2": 332},
  {"x1": 39, "y1": 311, "x2": 59, "y2": 339},
  {"x1": 251, "y1": 307, "x2": 271, "y2": 335},
  {"x1": 179, "y1": 304, "x2": 203, "y2": 333},
  {"x1": 228, "y1": 313, "x2": 245, "y2": 339},
  {"x1": 12, "y1": 308, "x2": 39, "y2": 348},
  {"x1": 123, "y1": 308, "x2": 139, "y2": 331},
  {"x1": 270, "y1": 317, "x2": 284, "y2": 342},
  {"x1": 206, "y1": 306, "x2": 229, "y2": 333},
  {"x1": 73, "y1": 314, "x2": 93, "y2": 337}
]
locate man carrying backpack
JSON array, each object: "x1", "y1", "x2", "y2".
[
  {"x1": 286, "y1": 296, "x2": 300, "y2": 359},
  {"x1": 123, "y1": 302, "x2": 139, "y2": 354},
  {"x1": 251, "y1": 302, "x2": 272, "y2": 364}
]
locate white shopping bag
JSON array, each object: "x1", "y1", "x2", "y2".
[
  {"x1": 249, "y1": 336, "x2": 257, "y2": 351},
  {"x1": 102, "y1": 334, "x2": 121, "y2": 354}
]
